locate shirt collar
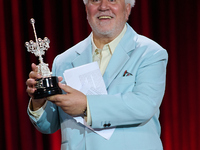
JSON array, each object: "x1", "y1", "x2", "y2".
[{"x1": 91, "y1": 24, "x2": 127, "y2": 55}]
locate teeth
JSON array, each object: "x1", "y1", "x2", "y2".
[{"x1": 99, "y1": 16, "x2": 112, "y2": 19}]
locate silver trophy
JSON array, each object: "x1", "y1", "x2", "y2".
[{"x1": 25, "y1": 18, "x2": 62, "y2": 99}]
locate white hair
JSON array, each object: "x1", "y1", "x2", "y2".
[{"x1": 83, "y1": 0, "x2": 136, "y2": 8}]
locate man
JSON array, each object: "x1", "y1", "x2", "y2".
[{"x1": 26, "y1": 0, "x2": 168, "y2": 149}]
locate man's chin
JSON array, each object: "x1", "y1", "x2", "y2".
[
  {"x1": 97, "y1": 29, "x2": 114, "y2": 36},
  {"x1": 94, "y1": 26, "x2": 115, "y2": 35}
]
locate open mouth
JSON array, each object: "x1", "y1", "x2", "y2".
[{"x1": 98, "y1": 16, "x2": 112, "y2": 19}]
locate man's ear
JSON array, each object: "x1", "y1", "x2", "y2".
[
  {"x1": 85, "y1": 4, "x2": 88, "y2": 14},
  {"x1": 125, "y1": 3, "x2": 132, "y2": 21}
]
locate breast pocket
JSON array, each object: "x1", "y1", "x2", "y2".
[{"x1": 108, "y1": 76, "x2": 136, "y2": 94}]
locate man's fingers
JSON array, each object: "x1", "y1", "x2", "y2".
[
  {"x1": 26, "y1": 86, "x2": 36, "y2": 94},
  {"x1": 26, "y1": 78, "x2": 37, "y2": 86},
  {"x1": 31, "y1": 63, "x2": 38, "y2": 72},
  {"x1": 29, "y1": 71, "x2": 41, "y2": 79},
  {"x1": 58, "y1": 76, "x2": 63, "y2": 82},
  {"x1": 29, "y1": 63, "x2": 41, "y2": 79},
  {"x1": 58, "y1": 83, "x2": 74, "y2": 93},
  {"x1": 26, "y1": 86, "x2": 36, "y2": 98},
  {"x1": 47, "y1": 94, "x2": 65, "y2": 104}
]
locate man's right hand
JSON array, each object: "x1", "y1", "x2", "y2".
[{"x1": 26, "y1": 63, "x2": 46, "y2": 111}]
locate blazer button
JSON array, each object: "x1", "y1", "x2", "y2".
[{"x1": 103, "y1": 123, "x2": 111, "y2": 128}]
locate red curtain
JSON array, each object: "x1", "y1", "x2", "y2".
[{"x1": 0, "y1": 0, "x2": 199, "y2": 149}]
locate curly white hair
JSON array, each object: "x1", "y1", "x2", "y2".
[{"x1": 83, "y1": 0, "x2": 135, "y2": 7}]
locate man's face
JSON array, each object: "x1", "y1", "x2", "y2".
[{"x1": 86, "y1": 0, "x2": 131, "y2": 38}]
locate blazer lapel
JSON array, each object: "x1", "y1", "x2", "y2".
[
  {"x1": 103, "y1": 23, "x2": 138, "y2": 88},
  {"x1": 103, "y1": 45, "x2": 130, "y2": 88},
  {"x1": 72, "y1": 37, "x2": 93, "y2": 68}
]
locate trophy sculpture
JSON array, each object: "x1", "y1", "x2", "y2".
[{"x1": 25, "y1": 18, "x2": 62, "y2": 99}]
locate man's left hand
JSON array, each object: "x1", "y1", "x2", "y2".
[{"x1": 47, "y1": 82, "x2": 87, "y2": 116}]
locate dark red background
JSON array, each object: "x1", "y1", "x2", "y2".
[{"x1": 0, "y1": 0, "x2": 200, "y2": 149}]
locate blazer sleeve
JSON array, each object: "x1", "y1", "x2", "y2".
[
  {"x1": 28, "y1": 101, "x2": 60, "y2": 134},
  {"x1": 27, "y1": 56, "x2": 62, "y2": 134}
]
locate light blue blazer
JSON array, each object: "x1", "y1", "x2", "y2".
[{"x1": 28, "y1": 23, "x2": 168, "y2": 150}]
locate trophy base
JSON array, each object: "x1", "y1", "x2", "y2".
[{"x1": 34, "y1": 76, "x2": 62, "y2": 99}]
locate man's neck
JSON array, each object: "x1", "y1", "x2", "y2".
[
  {"x1": 92, "y1": 29, "x2": 122, "y2": 49},
  {"x1": 93, "y1": 36, "x2": 114, "y2": 49}
]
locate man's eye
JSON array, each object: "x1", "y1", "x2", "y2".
[{"x1": 109, "y1": 0, "x2": 116, "y2": 2}]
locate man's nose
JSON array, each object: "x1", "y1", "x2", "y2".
[{"x1": 98, "y1": 0, "x2": 109, "y2": 10}]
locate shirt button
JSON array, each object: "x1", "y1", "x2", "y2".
[{"x1": 95, "y1": 49, "x2": 99, "y2": 54}]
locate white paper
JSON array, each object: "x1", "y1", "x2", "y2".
[{"x1": 63, "y1": 62, "x2": 115, "y2": 140}]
